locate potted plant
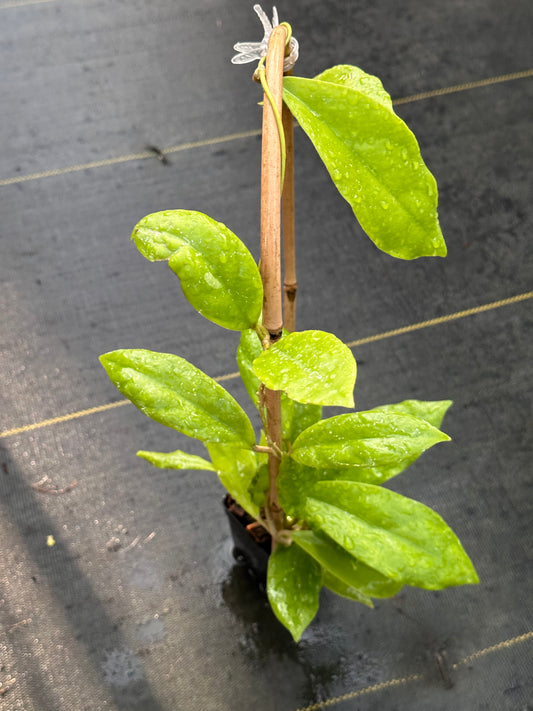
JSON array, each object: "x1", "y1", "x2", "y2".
[{"x1": 100, "y1": 6, "x2": 478, "y2": 642}]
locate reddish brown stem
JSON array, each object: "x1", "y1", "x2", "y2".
[{"x1": 282, "y1": 82, "x2": 297, "y2": 333}]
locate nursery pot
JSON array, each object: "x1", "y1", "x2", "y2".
[{"x1": 223, "y1": 494, "x2": 271, "y2": 583}]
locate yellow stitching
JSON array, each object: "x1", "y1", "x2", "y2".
[
  {"x1": 345, "y1": 291, "x2": 533, "y2": 348},
  {"x1": 293, "y1": 674, "x2": 423, "y2": 711},
  {"x1": 0, "y1": 130, "x2": 262, "y2": 187},
  {"x1": 1, "y1": 70, "x2": 531, "y2": 186},
  {"x1": 452, "y1": 630, "x2": 533, "y2": 668},
  {"x1": 393, "y1": 68, "x2": 533, "y2": 106},
  {"x1": 292, "y1": 630, "x2": 533, "y2": 711},
  {"x1": 0, "y1": 0, "x2": 53, "y2": 8},
  {"x1": 1, "y1": 291, "x2": 531, "y2": 439}
]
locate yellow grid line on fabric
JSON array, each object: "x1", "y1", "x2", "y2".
[
  {"x1": 393, "y1": 68, "x2": 533, "y2": 105},
  {"x1": 1, "y1": 290, "x2": 531, "y2": 440},
  {"x1": 0, "y1": 70, "x2": 531, "y2": 187},
  {"x1": 0, "y1": 0, "x2": 53, "y2": 8},
  {"x1": 293, "y1": 631, "x2": 533, "y2": 711}
]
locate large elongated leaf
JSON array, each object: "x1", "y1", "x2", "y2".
[
  {"x1": 283, "y1": 74, "x2": 446, "y2": 259},
  {"x1": 304, "y1": 480, "x2": 479, "y2": 589},
  {"x1": 267, "y1": 543, "x2": 322, "y2": 642},
  {"x1": 281, "y1": 395, "x2": 322, "y2": 443},
  {"x1": 137, "y1": 449, "x2": 215, "y2": 471},
  {"x1": 321, "y1": 572, "x2": 373, "y2": 606},
  {"x1": 132, "y1": 210, "x2": 263, "y2": 330},
  {"x1": 253, "y1": 330, "x2": 356, "y2": 407},
  {"x1": 100, "y1": 349, "x2": 255, "y2": 447},
  {"x1": 291, "y1": 411, "x2": 449, "y2": 469},
  {"x1": 207, "y1": 443, "x2": 259, "y2": 518},
  {"x1": 291, "y1": 530, "x2": 402, "y2": 599}
]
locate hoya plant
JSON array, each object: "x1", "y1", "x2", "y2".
[{"x1": 100, "y1": 7, "x2": 478, "y2": 641}]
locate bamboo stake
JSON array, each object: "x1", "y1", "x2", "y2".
[
  {"x1": 282, "y1": 96, "x2": 297, "y2": 332},
  {"x1": 259, "y1": 25, "x2": 287, "y2": 542}
]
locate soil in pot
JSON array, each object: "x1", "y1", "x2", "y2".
[{"x1": 223, "y1": 494, "x2": 271, "y2": 584}]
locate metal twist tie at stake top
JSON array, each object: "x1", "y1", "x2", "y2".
[{"x1": 231, "y1": 4, "x2": 299, "y2": 73}]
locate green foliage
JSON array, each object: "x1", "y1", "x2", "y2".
[
  {"x1": 137, "y1": 449, "x2": 215, "y2": 471},
  {"x1": 253, "y1": 330, "x2": 356, "y2": 407},
  {"x1": 99, "y1": 349, "x2": 255, "y2": 448},
  {"x1": 132, "y1": 210, "x2": 263, "y2": 331},
  {"x1": 267, "y1": 542, "x2": 322, "y2": 642},
  {"x1": 283, "y1": 68, "x2": 447, "y2": 259},
  {"x1": 100, "y1": 54, "x2": 478, "y2": 643},
  {"x1": 291, "y1": 410, "x2": 450, "y2": 469}
]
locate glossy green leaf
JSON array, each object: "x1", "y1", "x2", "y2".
[
  {"x1": 321, "y1": 572, "x2": 373, "y2": 606},
  {"x1": 291, "y1": 411, "x2": 449, "y2": 469},
  {"x1": 267, "y1": 543, "x2": 322, "y2": 642},
  {"x1": 207, "y1": 443, "x2": 259, "y2": 518},
  {"x1": 291, "y1": 530, "x2": 402, "y2": 599},
  {"x1": 137, "y1": 449, "x2": 215, "y2": 471},
  {"x1": 314, "y1": 64, "x2": 393, "y2": 112},
  {"x1": 132, "y1": 210, "x2": 263, "y2": 330},
  {"x1": 278, "y1": 457, "x2": 321, "y2": 517},
  {"x1": 100, "y1": 349, "x2": 255, "y2": 447},
  {"x1": 342, "y1": 399, "x2": 454, "y2": 484},
  {"x1": 253, "y1": 330, "x2": 356, "y2": 407},
  {"x1": 281, "y1": 395, "x2": 322, "y2": 443},
  {"x1": 368, "y1": 399, "x2": 453, "y2": 429},
  {"x1": 283, "y1": 75, "x2": 447, "y2": 259},
  {"x1": 304, "y1": 480, "x2": 479, "y2": 589},
  {"x1": 237, "y1": 328, "x2": 263, "y2": 407}
]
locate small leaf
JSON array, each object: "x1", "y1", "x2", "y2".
[
  {"x1": 237, "y1": 328, "x2": 263, "y2": 407},
  {"x1": 132, "y1": 210, "x2": 263, "y2": 330},
  {"x1": 253, "y1": 330, "x2": 356, "y2": 407},
  {"x1": 207, "y1": 443, "x2": 259, "y2": 519},
  {"x1": 267, "y1": 543, "x2": 322, "y2": 642},
  {"x1": 304, "y1": 481, "x2": 479, "y2": 589},
  {"x1": 314, "y1": 64, "x2": 393, "y2": 112},
  {"x1": 283, "y1": 75, "x2": 447, "y2": 259},
  {"x1": 291, "y1": 529, "x2": 402, "y2": 599},
  {"x1": 137, "y1": 449, "x2": 215, "y2": 471},
  {"x1": 100, "y1": 349, "x2": 255, "y2": 447},
  {"x1": 291, "y1": 411, "x2": 449, "y2": 469}
]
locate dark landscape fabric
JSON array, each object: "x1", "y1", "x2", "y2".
[{"x1": 1, "y1": 1, "x2": 532, "y2": 709}]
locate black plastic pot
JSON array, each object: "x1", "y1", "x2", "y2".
[{"x1": 223, "y1": 494, "x2": 271, "y2": 583}]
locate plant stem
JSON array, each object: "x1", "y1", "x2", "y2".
[
  {"x1": 259, "y1": 25, "x2": 287, "y2": 545},
  {"x1": 282, "y1": 92, "x2": 297, "y2": 332}
]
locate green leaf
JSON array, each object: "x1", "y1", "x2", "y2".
[
  {"x1": 283, "y1": 75, "x2": 446, "y2": 259},
  {"x1": 253, "y1": 330, "x2": 356, "y2": 407},
  {"x1": 207, "y1": 443, "x2": 259, "y2": 518},
  {"x1": 368, "y1": 399, "x2": 453, "y2": 429},
  {"x1": 304, "y1": 480, "x2": 479, "y2": 589},
  {"x1": 291, "y1": 411, "x2": 450, "y2": 469},
  {"x1": 137, "y1": 449, "x2": 215, "y2": 471},
  {"x1": 132, "y1": 210, "x2": 263, "y2": 330},
  {"x1": 281, "y1": 395, "x2": 322, "y2": 443},
  {"x1": 314, "y1": 64, "x2": 393, "y2": 112},
  {"x1": 321, "y1": 572, "x2": 373, "y2": 606},
  {"x1": 267, "y1": 543, "x2": 322, "y2": 642},
  {"x1": 100, "y1": 349, "x2": 255, "y2": 447},
  {"x1": 278, "y1": 457, "x2": 321, "y2": 517},
  {"x1": 291, "y1": 529, "x2": 402, "y2": 599},
  {"x1": 237, "y1": 328, "x2": 263, "y2": 407}
]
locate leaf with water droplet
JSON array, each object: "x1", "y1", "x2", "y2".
[
  {"x1": 253, "y1": 330, "x2": 356, "y2": 407},
  {"x1": 207, "y1": 443, "x2": 259, "y2": 518},
  {"x1": 137, "y1": 449, "x2": 215, "y2": 471},
  {"x1": 291, "y1": 529, "x2": 402, "y2": 600},
  {"x1": 291, "y1": 410, "x2": 450, "y2": 470},
  {"x1": 283, "y1": 71, "x2": 447, "y2": 259},
  {"x1": 267, "y1": 542, "x2": 322, "y2": 642},
  {"x1": 304, "y1": 481, "x2": 479, "y2": 589},
  {"x1": 100, "y1": 349, "x2": 256, "y2": 447},
  {"x1": 132, "y1": 210, "x2": 263, "y2": 330}
]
